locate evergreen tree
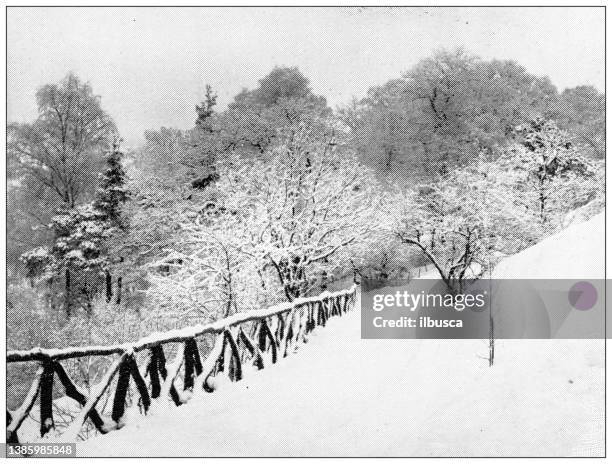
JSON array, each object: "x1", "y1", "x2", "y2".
[
  {"x1": 195, "y1": 84, "x2": 218, "y2": 131},
  {"x1": 93, "y1": 140, "x2": 129, "y2": 230},
  {"x1": 93, "y1": 141, "x2": 130, "y2": 302},
  {"x1": 22, "y1": 205, "x2": 107, "y2": 316}
]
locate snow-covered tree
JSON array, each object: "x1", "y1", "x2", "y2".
[
  {"x1": 393, "y1": 178, "x2": 493, "y2": 291},
  {"x1": 391, "y1": 153, "x2": 536, "y2": 290},
  {"x1": 93, "y1": 142, "x2": 130, "y2": 302},
  {"x1": 505, "y1": 117, "x2": 600, "y2": 225},
  {"x1": 21, "y1": 143, "x2": 129, "y2": 314},
  {"x1": 219, "y1": 128, "x2": 382, "y2": 301},
  {"x1": 21, "y1": 205, "x2": 107, "y2": 316},
  {"x1": 392, "y1": 119, "x2": 603, "y2": 291},
  {"x1": 93, "y1": 142, "x2": 129, "y2": 229},
  {"x1": 147, "y1": 125, "x2": 383, "y2": 318},
  {"x1": 147, "y1": 213, "x2": 256, "y2": 321}
]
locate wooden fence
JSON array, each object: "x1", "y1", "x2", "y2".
[{"x1": 6, "y1": 286, "x2": 357, "y2": 443}]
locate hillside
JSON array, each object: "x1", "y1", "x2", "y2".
[{"x1": 493, "y1": 212, "x2": 604, "y2": 279}]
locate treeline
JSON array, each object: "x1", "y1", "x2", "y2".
[
  {"x1": 342, "y1": 48, "x2": 604, "y2": 181},
  {"x1": 7, "y1": 49, "x2": 604, "y2": 351}
]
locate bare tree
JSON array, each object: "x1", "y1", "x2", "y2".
[{"x1": 8, "y1": 72, "x2": 116, "y2": 208}]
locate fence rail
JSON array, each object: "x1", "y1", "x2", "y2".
[{"x1": 6, "y1": 286, "x2": 357, "y2": 444}]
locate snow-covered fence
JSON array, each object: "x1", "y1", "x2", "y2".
[{"x1": 6, "y1": 286, "x2": 357, "y2": 444}]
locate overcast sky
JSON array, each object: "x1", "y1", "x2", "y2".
[{"x1": 7, "y1": 6, "x2": 605, "y2": 146}]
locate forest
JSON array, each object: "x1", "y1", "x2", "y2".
[{"x1": 7, "y1": 48, "x2": 605, "y2": 353}]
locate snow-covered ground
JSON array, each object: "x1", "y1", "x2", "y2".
[
  {"x1": 493, "y1": 212, "x2": 604, "y2": 280},
  {"x1": 77, "y1": 213, "x2": 604, "y2": 457}
]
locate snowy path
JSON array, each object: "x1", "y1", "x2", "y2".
[
  {"x1": 79, "y1": 307, "x2": 603, "y2": 457},
  {"x1": 79, "y1": 214, "x2": 604, "y2": 457}
]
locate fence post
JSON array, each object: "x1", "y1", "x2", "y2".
[
  {"x1": 238, "y1": 328, "x2": 264, "y2": 370},
  {"x1": 127, "y1": 356, "x2": 151, "y2": 414},
  {"x1": 183, "y1": 338, "x2": 203, "y2": 390},
  {"x1": 39, "y1": 359, "x2": 55, "y2": 437},
  {"x1": 224, "y1": 330, "x2": 242, "y2": 382},
  {"x1": 147, "y1": 348, "x2": 161, "y2": 398},
  {"x1": 111, "y1": 356, "x2": 132, "y2": 423}
]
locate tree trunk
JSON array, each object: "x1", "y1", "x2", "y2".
[
  {"x1": 105, "y1": 270, "x2": 113, "y2": 303},
  {"x1": 65, "y1": 269, "x2": 71, "y2": 317},
  {"x1": 115, "y1": 276, "x2": 122, "y2": 305}
]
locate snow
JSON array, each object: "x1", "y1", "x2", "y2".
[
  {"x1": 493, "y1": 212, "x2": 604, "y2": 279},
  {"x1": 563, "y1": 201, "x2": 604, "y2": 229},
  {"x1": 21, "y1": 246, "x2": 50, "y2": 259},
  {"x1": 14, "y1": 396, "x2": 84, "y2": 444},
  {"x1": 75, "y1": 215, "x2": 604, "y2": 456},
  {"x1": 77, "y1": 310, "x2": 603, "y2": 457}
]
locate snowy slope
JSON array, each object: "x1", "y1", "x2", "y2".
[
  {"x1": 77, "y1": 215, "x2": 604, "y2": 457},
  {"x1": 493, "y1": 212, "x2": 604, "y2": 279}
]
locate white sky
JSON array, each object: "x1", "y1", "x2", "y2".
[{"x1": 7, "y1": 6, "x2": 605, "y2": 145}]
